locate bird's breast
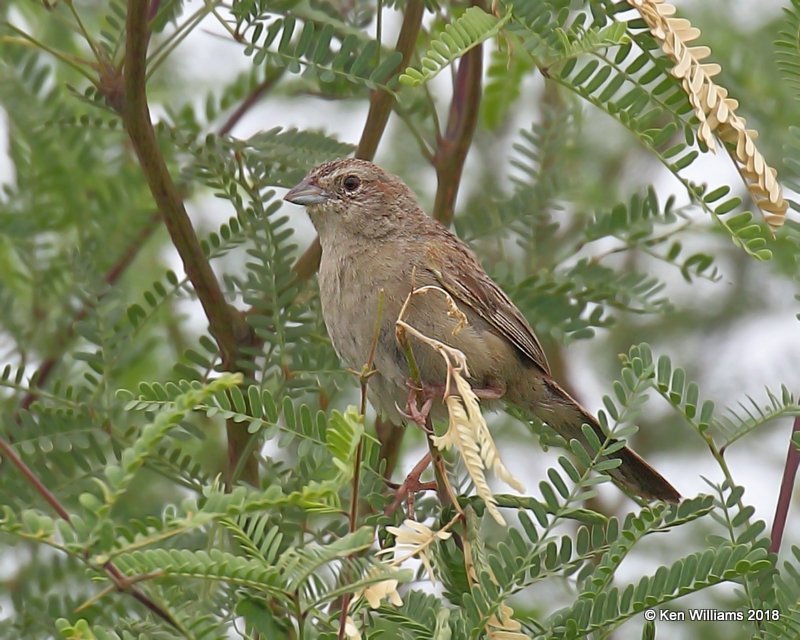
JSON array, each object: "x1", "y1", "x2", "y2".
[{"x1": 317, "y1": 242, "x2": 409, "y2": 378}]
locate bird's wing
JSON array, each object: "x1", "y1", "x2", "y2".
[{"x1": 424, "y1": 239, "x2": 551, "y2": 375}]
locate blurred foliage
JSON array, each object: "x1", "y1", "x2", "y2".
[{"x1": 0, "y1": 1, "x2": 799, "y2": 639}]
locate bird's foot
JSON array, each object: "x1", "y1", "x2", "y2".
[
  {"x1": 399, "y1": 391, "x2": 433, "y2": 427},
  {"x1": 399, "y1": 382, "x2": 444, "y2": 427},
  {"x1": 399, "y1": 381, "x2": 504, "y2": 426},
  {"x1": 385, "y1": 452, "x2": 434, "y2": 517}
]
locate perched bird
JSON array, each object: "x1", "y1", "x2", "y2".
[{"x1": 284, "y1": 158, "x2": 680, "y2": 503}]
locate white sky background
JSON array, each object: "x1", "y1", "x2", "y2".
[{"x1": 0, "y1": 1, "x2": 798, "y2": 636}]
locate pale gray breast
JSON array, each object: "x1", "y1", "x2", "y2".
[
  {"x1": 317, "y1": 240, "x2": 410, "y2": 382},
  {"x1": 318, "y1": 250, "x2": 367, "y2": 366}
]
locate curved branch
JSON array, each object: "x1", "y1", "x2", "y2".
[
  {"x1": 124, "y1": 0, "x2": 256, "y2": 483},
  {"x1": 124, "y1": 2, "x2": 246, "y2": 366},
  {"x1": 218, "y1": 69, "x2": 284, "y2": 136}
]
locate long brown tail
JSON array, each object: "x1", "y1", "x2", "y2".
[{"x1": 529, "y1": 378, "x2": 681, "y2": 502}]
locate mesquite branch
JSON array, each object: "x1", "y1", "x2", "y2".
[{"x1": 123, "y1": 0, "x2": 258, "y2": 484}]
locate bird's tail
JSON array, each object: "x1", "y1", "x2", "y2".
[{"x1": 529, "y1": 378, "x2": 681, "y2": 503}]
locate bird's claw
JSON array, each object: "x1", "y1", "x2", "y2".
[
  {"x1": 400, "y1": 390, "x2": 434, "y2": 427},
  {"x1": 400, "y1": 380, "x2": 447, "y2": 426},
  {"x1": 400, "y1": 380, "x2": 503, "y2": 426}
]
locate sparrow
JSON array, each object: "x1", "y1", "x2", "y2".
[{"x1": 284, "y1": 158, "x2": 680, "y2": 502}]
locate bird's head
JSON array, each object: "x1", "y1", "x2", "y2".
[{"x1": 283, "y1": 158, "x2": 422, "y2": 239}]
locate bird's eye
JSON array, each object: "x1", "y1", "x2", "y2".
[{"x1": 343, "y1": 175, "x2": 361, "y2": 192}]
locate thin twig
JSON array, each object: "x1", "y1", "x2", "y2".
[
  {"x1": 350, "y1": 289, "x2": 386, "y2": 530},
  {"x1": 393, "y1": 284, "x2": 472, "y2": 515},
  {"x1": 431, "y1": 4, "x2": 484, "y2": 225},
  {"x1": 145, "y1": 4, "x2": 213, "y2": 77},
  {"x1": 0, "y1": 436, "x2": 181, "y2": 630},
  {"x1": 360, "y1": 290, "x2": 386, "y2": 418},
  {"x1": 337, "y1": 291, "x2": 385, "y2": 640},
  {"x1": 16, "y1": 212, "x2": 161, "y2": 415},
  {"x1": 76, "y1": 570, "x2": 164, "y2": 612},
  {"x1": 218, "y1": 70, "x2": 284, "y2": 136},
  {"x1": 770, "y1": 416, "x2": 800, "y2": 554},
  {"x1": 394, "y1": 324, "x2": 458, "y2": 511},
  {"x1": 336, "y1": 599, "x2": 350, "y2": 640},
  {"x1": 0, "y1": 437, "x2": 71, "y2": 520},
  {"x1": 65, "y1": 0, "x2": 102, "y2": 62},
  {"x1": 384, "y1": 452, "x2": 434, "y2": 517},
  {"x1": 4, "y1": 23, "x2": 96, "y2": 81}
]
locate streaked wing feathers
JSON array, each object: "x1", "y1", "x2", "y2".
[{"x1": 426, "y1": 242, "x2": 551, "y2": 375}]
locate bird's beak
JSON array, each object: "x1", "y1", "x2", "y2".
[{"x1": 284, "y1": 178, "x2": 330, "y2": 205}]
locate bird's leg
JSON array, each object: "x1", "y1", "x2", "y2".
[
  {"x1": 384, "y1": 452, "x2": 436, "y2": 517},
  {"x1": 400, "y1": 386, "x2": 434, "y2": 427},
  {"x1": 471, "y1": 382, "x2": 505, "y2": 400},
  {"x1": 400, "y1": 381, "x2": 504, "y2": 425}
]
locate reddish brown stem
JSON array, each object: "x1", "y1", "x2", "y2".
[
  {"x1": 124, "y1": 0, "x2": 257, "y2": 483},
  {"x1": 0, "y1": 437, "x2": 71, "y2": 521},
  {"x1": 384, "y1": 452, "x2": 434, "y2": 517},
  {"x1": 293, "y1": 0, "x2": 425, "y2": 281},
  {"x1": 432, "y1": 14, "x2": 484, "y2": 225},
  {"x1": 770, "y1": 416, "x2": 800, "y2": 554},
  {"x1": 337, "y1": 597, "x2": 350, "y2": 640},
  {"x1": 355, "y1": 0, "x2": 425, "y2": 161},
  {"x1": 218, "y1": 70, "x2": 284, "y2": 136},
  {"x1": 124, "y1": 8, "x2": 246, "y2": 365}
]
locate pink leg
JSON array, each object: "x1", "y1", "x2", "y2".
[
  {"x1": 399, "y1": 385, "x2": 435, "y2": 427},
  {"x1": 471, "y1": 383, "x2": 505, "y2": 400},
  {"x1": 399, "y1": 380, "x2": 505, "y2": 425}
]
